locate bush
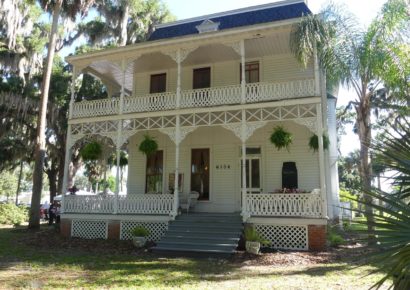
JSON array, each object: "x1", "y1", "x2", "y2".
[
  {"x1": 0, "y1": 203, "x2": 28, "y2": 226},
  {"x1": 327, "y1": 226, "x2": 346, "y2": 247},
  {"x1": 244, "y1": 227, "x2": 271, "y2": 245},
  {"x1": 130, "y1": 226, "x2": 150, "y2": 237}
]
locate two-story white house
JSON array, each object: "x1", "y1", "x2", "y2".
[{"x1": 61, "y1": 0, "x2": 340, "y2": 254}]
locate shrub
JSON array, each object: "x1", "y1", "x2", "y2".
[
  {"x1": 130, "y1": 226, "x2": 150, "y2": 237},
  {"x1": 244, "y1": 227, "x2": 271, "y2": 245},
  {"x1": 327, "y1": 226, "x2": 345, "y2": 247},
  {"x1": 0, "y1": 203, "x2": 28, "y2": 226}
]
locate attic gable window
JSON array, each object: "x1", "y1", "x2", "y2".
[{"x1": 196, "y1": 19, "x2": 220, "y2": 33}]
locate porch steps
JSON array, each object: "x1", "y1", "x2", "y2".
[{"x1": 152, "y1": 213, "x2": 243, "y2": 256}]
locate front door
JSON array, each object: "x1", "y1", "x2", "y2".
[
  {"x1": 241, "y1": 157, "x2": 261, "y2": 194},
  {"x1": 191, "y1": 148, "x2": 210, "y2": 200}
]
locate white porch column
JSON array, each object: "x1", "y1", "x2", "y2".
[
  {"x1": 240, "y1": 39, "x2": 246, "y2": 104},
  {"x1": 68, "y1": 66, "x2": 76, "y2": 119},
  {"x1": 61, "y1": 124, "x2": 72, "y2": 214},
  {"x1": 114, "y1": 120, "x2": 122, "y2": 214},
  {"x1": 314, "y1": 45, "x2": 321, "y2": 96},
  {"x1": 173, "y1": 115, "x2": 181, "y2": 218},
  {"x1": 176, "y1": 49, "x2": 182, "y2": 109},
  {"x1": 316, "y1": 103, "x2": 328, "y2": 218},
  {"x1": 241, "y1": 110, "x2": 248, "y2": 219},
  {"x1": 119, "y1": 59, "x2": 126, "y2": 114}
]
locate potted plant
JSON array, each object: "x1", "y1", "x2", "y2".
[
  {"x1": 270, "y1": 126, "x2": 292, "y2": 151},
  {"x1": 139, "y1": 134, "x2": 158, "y2": 156},
  {"x1": 308, "y1": 134, "x2": 330, "y2": 152},
  {"x1": 130, "y1": 226, "x2": 150, "y2": 247},
  {"x1": 80, "y1": 141, "x2": 102, "y2": 161},
  {"x1": 244, "y1": 226, "x2": 270, "y2": 254}
]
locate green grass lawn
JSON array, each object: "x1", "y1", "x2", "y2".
[{"x1": 0, "y1": 224, "x2": 387, "y2": 289}]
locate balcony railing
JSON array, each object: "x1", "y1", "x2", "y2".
[
  {"x1": 63, "y1": 194, "x2": 174, "y2": 215},
  {"x1": 245, "y1": 191, "x2": 323, "y2": 218},
  {"x1": 71, "y1": 79, "x2": 316, "y2": 119}
]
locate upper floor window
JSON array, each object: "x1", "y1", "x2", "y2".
[
  {"x1": 193, "y1": 67, "x2": 211, "y2": 89},
  {"x1": 240, "y1": 61, "x2": 259, "y2": 83},
  {"x1": 150, "y1": 73, "x2": 166, "y2": 94}
]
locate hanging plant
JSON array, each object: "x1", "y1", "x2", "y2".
[
  {"x1": 139, "y1": 134, "x2": 158, "y2": 156},
  {"x1": 270, "y1": 126, "x2": 293, "y2": 151},
  {"x1": 308, "y1": 134, "x2": 330, "y2": 152},
  {"x1": 80, "y1": 141, "x2": 103, "y2": 161}
]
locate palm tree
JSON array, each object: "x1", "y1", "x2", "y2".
[
  {"x1": 290, "y1": 0, "x2": 409, "y2": 237},
  {"x1": 29, "y1": 0, "x2": 95, "y2": 229},
  {"x1": 350, "y1": 117, "x2": 410, "y2": 290}
]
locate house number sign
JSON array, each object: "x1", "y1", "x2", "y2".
[{"x1": 216, "y1": 164, "x2": 231, "y2": 170}]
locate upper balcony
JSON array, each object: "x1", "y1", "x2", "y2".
[
  {"x1": 71, "y1": 79, "x2": 316, "y2": 119},
  {"x1": 67, "y1": 15, "x2": 321, "y2": 121}
]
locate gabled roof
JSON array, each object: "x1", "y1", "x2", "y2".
[{"x1": 149, "y1": 0, "x2": 311, "y2": 41}]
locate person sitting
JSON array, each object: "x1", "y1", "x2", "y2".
[{"x1": 48, "y1": 201, "x2": 58, "y2": 225}]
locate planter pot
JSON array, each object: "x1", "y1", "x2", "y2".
[
  {"x1": 245, "y1": 241, "x2": 261, "y2": 254},
  {"x1": 132, "y1": 236, "x2": 147, "y2": 248}
]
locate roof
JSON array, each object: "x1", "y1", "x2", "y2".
[{"x1": 149, "y1": 0, "x2": 311, "y2": 41}]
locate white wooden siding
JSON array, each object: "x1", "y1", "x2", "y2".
[
  {"x1": 132, "y1": 54, "x2": 314, "y2": 95},
  {"x1": 126, "y1": 121, "x2": 320, "y2": 213}
]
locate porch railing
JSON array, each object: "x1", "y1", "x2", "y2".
[
  {"x1": 63, "y1": 194, "x2": 174, "y2": 215},
  {"x1": 71, "y1": 79, "x2": 315, "y2": 119},
  {"x1": 71, "y1": 98, "x2": 119, "y2": 119},
  {"x1": 245, "y1": 191, "x2": 323, "y2": 218}
]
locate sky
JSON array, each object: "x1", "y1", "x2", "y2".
[{"x1": 161, "y1": 0, "x2": 387, "y2": 156}]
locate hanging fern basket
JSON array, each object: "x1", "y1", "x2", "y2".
[
  {"x1": 139, "y1": 134, "x2": 158, "y2": 156},
  {"x1": 270, "y1": 126, "x2": 293, "y2": 151},
  {"x1": 80, "y1": 141, "x2": 103, "y2": 161},
  {"x1": 308, "y1": 134, "x2": 330, "y2": 152}
]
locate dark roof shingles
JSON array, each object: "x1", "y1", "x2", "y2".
[{"x1": 149, "y1": 2, "x2": 310, "y2": 41}]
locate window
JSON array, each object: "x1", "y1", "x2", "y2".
[
  {"x1": 150, "y1": 73, "x2": 166, "y2": 94},
  {"x1": 240, "y1": 61, "x2": 259, "y2": 83},
  {"x1": 145, "y1": 150, "x2": 163, "y2": 193},
  {"x1": 193, "y1": 67, "x2": 211, "y2": 89}
]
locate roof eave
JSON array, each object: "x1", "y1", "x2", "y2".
[{"x1": 66, "y1": 17, "x2": 302, "y2": 66}]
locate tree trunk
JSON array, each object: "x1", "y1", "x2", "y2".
[
  {"x1": 28, "y1": 0, "x2": 63, "y2": 229},
  {"x1": 119, "y1": 3, "x2": 129, "y2": 46},
  {"x1": 47, "y1": 169, "x2": 58, "y2": 203},
  {"x1": 15, "y1": 160, "x2": 24, "y2": 205},
  {"x1": 357, "y1": 91, "x2": 375, "y2": 244}
]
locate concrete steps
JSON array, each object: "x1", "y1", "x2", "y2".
[{"x1": 152, "y1": 213, "x2": 243, "y2": 256}]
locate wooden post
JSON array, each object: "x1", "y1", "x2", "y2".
[
  {"x1": 314, "y1": 45, "x2": 321, "y2": 97},
  {"x1": 241, "y1": 110, "x2": 247, "y2": 219},
  {"x1": 176, "y1": 49, "x2": 182, "y2": 109},
  {"x1": 173, "y1": 115, "x2": 181, "y2": 218},
  {"x1": 316, "y1": 103, "x2": 328, "y2": 218},
  {"x1": 240, "y1": 39, "x2": 246, "y2": 104},
  {"x1": 61, "y1": 125, "x2": 72, "y2": 214}
]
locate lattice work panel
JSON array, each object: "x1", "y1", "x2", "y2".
[
  {"x1": 120, "y1": 221, "x2": 168, "y2": 241},
  {"x1": 254, "y1": 224, "x2": 308, "y2": 251},
  {"x1": 71, "y1": 220, "x2": 108, "y2": 240}
]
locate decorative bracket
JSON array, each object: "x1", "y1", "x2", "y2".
[
  {"x1": 293, "y1": 117, "x2": 318, "y2": 134},
  {"x1": 222, "y1": 121, "x2": 267, "y2": 142},
  {"x1": 223, "y1": 40, "x2": 242, "y2": 56},
  {"x1": 162, "y1": 46, "x2": 198, "y2": 63},
  {"x1": 159, "y1": 126, "x2": 197, "y2": 145}
]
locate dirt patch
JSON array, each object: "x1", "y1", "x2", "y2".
[
  {"x1": 15, "y1": 226, "x2": 147, "y2": 256},
  {"x1": 231, "y1": 242, "x2": 374, "y2": 267}
]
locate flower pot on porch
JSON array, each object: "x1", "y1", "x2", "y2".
[
  {"x1": 132, "y1": 236, "x2": 147, "y2": 248},
  {"x1": 245, "y1": 241, "x2": 261, "y2": 254}
]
